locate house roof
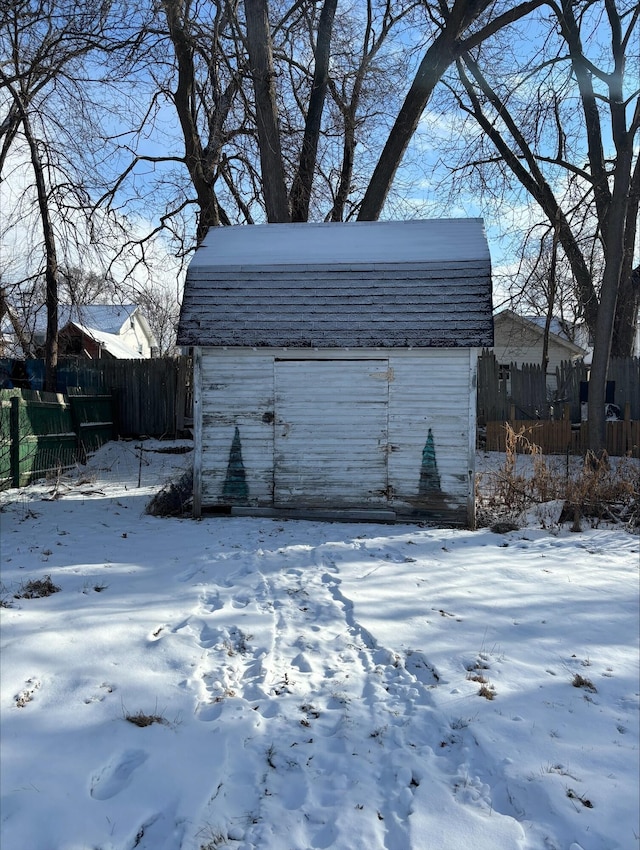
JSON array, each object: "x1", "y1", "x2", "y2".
[
  {"x1": 177, "y1": 219, "x2": 494, "y2": 349},
  {"x1": 30, "y1": 304, "x2": 157, "y2": 358},
  {"x1": 494, "y1": 310, "x2": 586, "y2": 356},
  {"x1": 33, "y1": 304, "x2": 140, "y2": 336},
  {"x1": 65, "y1": 323, "x2": 146, "y2": 359}
]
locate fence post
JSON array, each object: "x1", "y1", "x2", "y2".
[{"x1": 10, "y1": 396, "x2": 20, "y2": 488}]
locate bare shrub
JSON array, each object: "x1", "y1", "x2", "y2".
[
  {"x1": 478, "y1": 683, "x2": 496, "y2": 700},
  {"x1": 477, "y1": 425, "x2": 639, "y2": 530},
  {"x1": 14, "y1": 575, "x2": 61, "y2": 599},
  {"x1": 145, "y1": 469, "x2": 193, "y2": 517},
  {"x1": 572, "y1": 673, "x2": 597, "y2": 693},
  {"x1": 560, "y1": 452, "x2": 639, "y2": 531},
  {"x1": 125, "y1": 710, "x2": 167, "y2": 728},
  {"x1": 0, "y1": 583, "x2": 14, "y2": 608}
]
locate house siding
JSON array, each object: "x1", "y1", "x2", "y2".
[
  {"x1": 196, "y1": 347, "x2": 476, "y2": 525},
  {"x1": 117, "y1": 317, "x2": 153, "y2": 358},
  {"x1": 493, "y1": 314, "x2": 584, "y2": 390}
]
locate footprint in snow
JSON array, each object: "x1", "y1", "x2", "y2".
[
  {"x1": 231, "y1": 594, "x2": 250, "y2": 609},
  {"x1": 90, "y1": 749, "x2": 148, "y2": 800},
  {"x1": 83, "y1": 682, "x2": 114, "y2": 703},
  {"x1": 404, "y1": 651, "x2": 440, "y2": 686},
  {"x1": 175, "y1": 565, "x2": 205, "y2": 583},
  {"x1": 199, "y1": 591, "x2": 223, "y2": 612},
  {"x1": 198, "y1": 623, "x2": 223, "y2": 649}
]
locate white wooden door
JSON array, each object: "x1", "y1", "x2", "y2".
[{"x1": 274, "y1": 359, "x2": 389, "y2": 507}]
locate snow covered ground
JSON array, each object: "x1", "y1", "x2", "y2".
[{"x1": 0, "y1": 441, "x2": 638, "y2": 850}]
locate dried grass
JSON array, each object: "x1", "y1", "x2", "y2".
[
  {"x1": 477, "y1": 424, "x2": 639, "y2": 531},
  {"x1": 125, "y1": 711, "x2": 166, "y2": 727},
  {"x1": 572, "y1": 673, "x2": 597, "y2": 693},
  {"x1": 145, "y1": 469, "x2": 193, "y2": 517},
  {"x1": 14, "y1": 575, "x2": 61, "y2": 599}
]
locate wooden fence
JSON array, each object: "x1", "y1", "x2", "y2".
[
  {"x1": 478, "y1": 351, "x2": 640, "y2": 424},
  {"x1": 1, "y1": 356, "x2": 192, "y2": 438},
  {"x1": 2, "y1": 354, "x2": 638, "y2": 462},
  {"x1": 0, "y1": 389, "x2": 114, "y2": 489},
  {"x1": 485, "y1": 416, "x2": 640, "y2": 458}
]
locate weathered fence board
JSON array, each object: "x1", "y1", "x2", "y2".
[
  {"x1": 478, "y1": 351, "x2": 640, "y2": 425},
  {"x1": 509, "y1": 361, "x2": 548, "y2": 419},
  {"x1": 485, "y1": 418, "x2": 640, "y2": 458},
  {"x1": 2, "y1": 357, "x2": 192, "y2": 438},
  {"x1": 608, "y1": 357, "x2": 640, "y2": 420},
  {"x1": 555, "y1": 359, "x2": 589, "y2": 422},
  {"x1": 0, "y1": 389, "x2": 113, "y2": 489},
  {"x1": 477, "y1": 349, "x2": 508, "y2": 424},
  {"x1": 485, "y1": 419, "x2": 572, "y2": 454}
]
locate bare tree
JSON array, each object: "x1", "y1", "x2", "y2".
[
  {"x1": 244, "y1": 0, "x2": 291, "y2": 221},
  {"x1": 113, "y1": 0, "x2": 431, "y2": 236},
  {"x1": 158, "y1": 0, "x2": 240, "y2": 241},
  {"x1": 1, "y1": 0, "x2": 144, "y2": 388},
  {"x1": 288, "y1": 0, "x2": 337, "y2": 222},
  {"x1": 440, "y1": 0, "x2": 638, "y2": 450},
  {"x1": 357, "y1": 0, "x2": 545, "y2": 221}
]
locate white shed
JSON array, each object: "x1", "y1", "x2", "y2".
[{"x1": 177, "y1": 219, "x2": 493, "y2": 526}]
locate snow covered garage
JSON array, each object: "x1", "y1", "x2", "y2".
[{"x1": 177, "y1": 219, "x2": 493, "y2": 526}]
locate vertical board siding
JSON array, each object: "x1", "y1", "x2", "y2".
[
  {"x1": 200, "y1": 351, "x2": 274, "y2": 505},
  {"x1": 274, "y1": 359, "x2": 388, "y2": 507}
]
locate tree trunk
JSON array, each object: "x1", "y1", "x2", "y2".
[
  {"x1": 612, "y1": 153, "x2": 640, "y2": 356},
  {"x1": 0, "y1": 286, "x2": 35, "y2": 357},
  {"x1": 586, "y1": 189, "x2": 632, "y2": 451},
  {"x1": 541, "y1": 228, "x2": 559, "y2": 378},
  {"x1": 20, "y1": 103, "x2": 59, "y2": 391},
  {"x1": 289, "y1": 0, "x2": 337, "y2": 222},
  {"x1": 244, "y1": 0, "x2": 290, "y2": 223},
  {"x1": 162, "y1": 0, "x2": 227, "y2": 243}
]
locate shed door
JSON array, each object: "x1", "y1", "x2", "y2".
[{"x1": 274, "y1": 360, "x2": 389, "y2": 507}]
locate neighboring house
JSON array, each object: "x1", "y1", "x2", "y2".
[
  {"x1": 492, "y1": 309, "x2": 586, "y2": 391},
  {"x1": 32, "y1": 305, "x2": 158, "y2": 359},
  {"x1": 177, "y1": 219, "x2": 493, "y2": 527}
]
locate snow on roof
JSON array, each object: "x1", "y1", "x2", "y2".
[
  {"x1": 188, "y1": 219, "x2": 491, "y2": 268},
  {"x1": 494, "y1": 310, "x2": 585, "y2": 355},
  {"x1": 179, "y1": 220, "x2": 494, "y2": 349},
  {"x1": 522, "y1": 315, "x2": 572, "y2": 342},
  {"x1": 70, "y1": 323, "x2": 145, "y2": 359},
  {"x1": 33, "y1": 304, "x2": 139, "y2": 336}
]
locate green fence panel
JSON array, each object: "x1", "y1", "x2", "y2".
[
  {"x1": 69, "y1": 394, "x2": 114, "y2": 453},
  {"x1": 0, "y1": 389, "x2": 113, "y2": 490}
]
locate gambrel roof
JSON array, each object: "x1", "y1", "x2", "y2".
[{"x1": 177, "y1": 219, "x2": 493, "y2": 349}]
